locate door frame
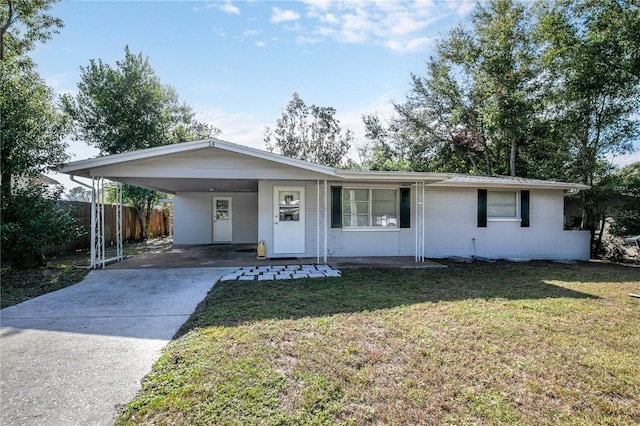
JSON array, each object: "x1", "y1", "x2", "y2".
[
  {"x1": 212, "y1": 196, "x2": 232, "y2": 243},
  {"x1": 273, "y1": 186, "x2": 305, "y2": 254}
]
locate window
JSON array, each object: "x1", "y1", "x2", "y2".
[
  {"x1": 488, "y1": 191, "x2": 517, "y2": 218},
  {"x1": 479, "y1": 189, "x2": 530, "y2": 227},
  {"x1": 342, "y1": 188, "x2": 398, "y2": 228}
]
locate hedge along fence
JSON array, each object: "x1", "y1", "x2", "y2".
[{"x1": 43, "y1": 201, "x2": 170, "y2": 256}]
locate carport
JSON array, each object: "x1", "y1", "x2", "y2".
[{"x1": 61, "y1": 138, "x2": 338, "y2": 269}]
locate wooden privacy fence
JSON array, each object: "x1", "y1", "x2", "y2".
[{"x1": 43, "y1": 201, "x2": 169, "y2": 256}]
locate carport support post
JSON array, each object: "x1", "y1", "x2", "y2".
[
  {"x1": 90, "y1": 177, "x2": 106, "y2": 269},
  {"x1": 324, "y1": 179, "x2": 328, "y2": 264},
  {"x1": 415, "y1": 181, "x2": 425, "y2": 262},
  {"x1": 316, "y1": 179, "x2": 320, "y2": 264},
  {"x1": 116, "y1": 183, "x2": 123, "y2": 262},
  {"x1": 90, "y1": 178, "x2": 96, "y2": 269}
]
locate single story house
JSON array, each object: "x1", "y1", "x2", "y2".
[{"x1": 61, "y1": 138, "x2": 591, "y2": 264}]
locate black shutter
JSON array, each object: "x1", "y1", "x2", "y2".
[
  {"x1": 400, "y1": 188, "x2": 411, "y2": 228},
  {"x1": 521, "y1": 190, "x2": 530, "y2": 228},
  {"x1": 331, "y1": 186, "x2": 342, "y2": 228},
  {"x1": 478, "y1": 189, "x2": 487, "y2": 228}
]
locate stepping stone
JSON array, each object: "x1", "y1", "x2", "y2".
[
  {"x1": 324, "y1": 270, "x2": 342, "y2": 277},
  {"x1": 239, "y1": 275, "x2": 255, "y2": 281},
  {"x1": 308, "y1": 272, "x2": 326, "y2": 278},
  {"x1": 316, "y1": 264, "x2": 332, "y2": 271},
  {"x1": 258, "y1": 275, "x2": 274, "y2": 281},
  {"x1": 293, "y1": 273, "x2": 309, "y2": 279},
  {"x1": 220, "y1": 275, "x2": 237, "y2": 281},
  {"x1": 275, "y1": 274, "x2": 292, "y2": 280},
  {"x1": 270, "y1": 265, "x2": 285, "y2": 271}
]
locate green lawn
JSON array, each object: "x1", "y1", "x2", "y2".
[{"x1": 118, "y1": 262, "x2": 640, "y2": 425}]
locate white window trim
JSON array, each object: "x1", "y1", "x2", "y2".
[{"x1": 342, "y1": 187, "x2": 400, "y2": 230}]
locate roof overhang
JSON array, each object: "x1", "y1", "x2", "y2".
[{"x1": 60, "y1": 139, "x2": 589, "y2": 193}]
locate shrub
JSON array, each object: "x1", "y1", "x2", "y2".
[{"x1": 1, "y1": 182, "x2": 83, "y2": 268}]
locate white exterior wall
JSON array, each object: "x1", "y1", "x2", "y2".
[
  {"x1": 423, "y1": 187, "x2": 483, "y2": 258},
  {"x1": 422, "y1": 187, "x2": 589, "y2": 260},
  {"x1": 173, "y1": 192, "x2": 258, "y2": 244},
  {"x1": 173, "y1": 183, "x2": 589, "y2": 261}
]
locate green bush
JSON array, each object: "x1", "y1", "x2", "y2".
[{"x1": 1, "y1": 183, "x2": 83, "y2": 268}]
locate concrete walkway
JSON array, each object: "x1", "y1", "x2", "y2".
[{"x1": 0, "y1": 267, "x2": 235, "y2": 426}]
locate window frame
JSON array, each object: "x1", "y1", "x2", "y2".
[
  {"x1": 487, "y1": 190, "x2": 521, "y2": 221},
  {"x1": 342, "y1": 187, "x2": 400, "y2": 230}
]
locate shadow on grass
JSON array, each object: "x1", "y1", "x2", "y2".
[{"x1": 177, "y1": 262, "x2": 627, "y2": 336}]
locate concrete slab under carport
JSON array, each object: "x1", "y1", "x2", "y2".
[
  {"x1": 106, "y1": 241, "x2": 446, "y2": 270},
  {"x1": 0, "y1": 267, "x2": 236, "y2": 426}
]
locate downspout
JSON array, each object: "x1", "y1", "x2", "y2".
[{"x1": 70, "y1": 175, "x2": 93, "y2": 189}]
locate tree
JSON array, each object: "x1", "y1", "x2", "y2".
[
  {"x1": 264, "y1": 92, "x2": 353, "y2": 167},
  {"x1": 1, "y1": 0, "x2": 68, "y2": 198},
  {"x1": 64, "y1": 46, "x2": 219, "y2": 239},
  {"x1": 64, "y1": 46, "x2": 220, "y2": 155},
  {"x1": 66, "y1": 186, "x2": 92, "y2": 202},
  {"x1": 363, "y1": 0, "x2": 540, "y2": 177},
  {"x1": 0, "y1": 0, "x2": 83, "y2": 267},
  {"x1": 537, "y1": 0, "x2": 640, "y2": 253},
  {"x1": 1, "y1": 0, "x2": 63, "y2": 61},
  {"x1": 1, "y1": 59, "x2": 70, "y2": 198},
  {"x1": 610, "y1": 162, "x2": 640, "y2": 238},
  {"x1": 1, "y1": 183, "x2": 81, "y2": 267}
]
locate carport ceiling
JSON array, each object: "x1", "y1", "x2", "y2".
[{"x1": 111, "y1": 177, "x2": 258, "y2": 194}]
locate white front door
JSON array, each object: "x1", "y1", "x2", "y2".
[
  {"x1": 212, "y1": 197, "x2": 232, "y2": 242},
  {"x1": 273, "y1": 187, "x2": 305, "y2": 254}
]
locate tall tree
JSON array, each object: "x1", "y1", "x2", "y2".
[
  {"x1": 64, "y1": 46, "x2": 219, "y2": 155},
  {"x1": 1, "y1": 0, "x2": 82, "y2": 267},
  {"x1": 1, "y1": 0, "x2": 63, "y2": 61},
  {"x1": 1, "y1": 59, "x2": 69, "y2": 198},
  {"x1": 537, "y1": 0, "x2": 639, "y2": 252},
  {"x1": 264, "y1": 92, "x2": 353, "y2": 167},
  {"x1": 64, "y1": 46, "x2": 220, "y2": 238},
  {"x1": 1, "y1": 0, "x2": 68, "y2": 197},
  {"x1": 364, "y1": 0, "x2": 539, "y2": 177}
]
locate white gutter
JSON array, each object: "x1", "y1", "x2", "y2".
[{"x1": 69, "y1": 175, "x2": 93, "y2": 189}]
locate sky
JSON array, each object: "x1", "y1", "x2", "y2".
[{"x1": 32, "y1": 0, "x2": 639, "y2": 190}]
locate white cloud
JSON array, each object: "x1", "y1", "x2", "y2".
[
  {"x1": 271, "y1": 7, "x2": 301, "y2": 24},
  {"x1": 447, "y1": 0, "x2": 476, "y2": 16},
  {"x1": 384, "y1": 36, "x2": 434, "y2": 53},
  {"x1": 194, "y1": 107, "x2": 268, "y2": 150},
  {"x1": 219, "y1": 1, "x2": 240, "y2": 15},
  {"x1": 255, "y1": 40, "x2": 267, "y2": 47},
  {"x1": 299, "y1": 0, "x2": 445, "y2": 54},
  {"x1": 296, "y1": 35, "x2": 322, "y2": 45},
  {"x1": 212, "y1": 26, "x2": 226, "y2": 37},
  {"x1": 244, "y1": 29, "x2": 260, "y2": 37}
]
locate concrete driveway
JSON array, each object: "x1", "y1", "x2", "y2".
[{"x1": 0, "y1": 267, "x2": 235, "y2": 426}]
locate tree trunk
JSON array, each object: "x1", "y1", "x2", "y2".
[
  {"x1": 144, "y1": 198, "x2": 153, "y2": 238},
  {"x1": 510, "y1": 139, "x2": 517, "y2": 177},
  {"x1": 1, "y1": 172, "x2": 12, "y2": 199},
  {"x1": 134, "y1": 207, "x2": 146, "y2": 240}
]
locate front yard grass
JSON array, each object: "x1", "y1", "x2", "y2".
[{"x1": 117, "y1": 261, "x2": 640, "y2": 425}]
